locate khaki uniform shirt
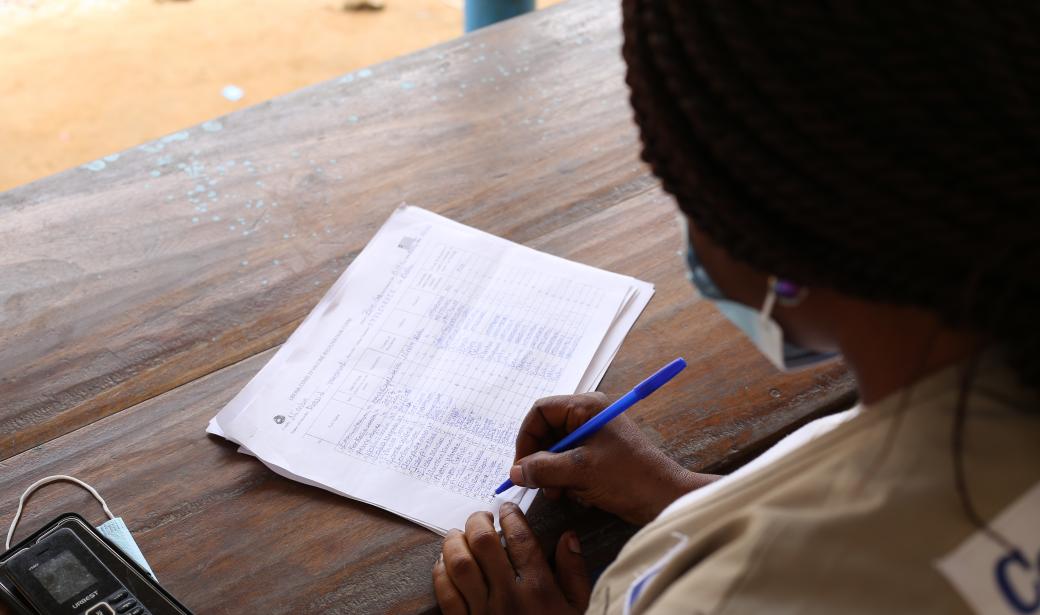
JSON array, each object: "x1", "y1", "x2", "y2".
[{"x1": 587, "y1": 357, "x2": 1040, "y2": 614}]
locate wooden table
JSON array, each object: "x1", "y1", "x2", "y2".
[{"x1": 0, "y1": 1, "x2": 856, "y2": 612}]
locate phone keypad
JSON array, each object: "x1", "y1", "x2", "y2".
[{"x1": 92, "y1": 590, "x2": 151, "y2": 615}]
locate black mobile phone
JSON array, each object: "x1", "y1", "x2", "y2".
[
  {"x1": 5, "y1": 528, "x2": 146, "y2": 615},
  {"x1": 0, "y1": 514, "x2": 192, "y2": 615}
]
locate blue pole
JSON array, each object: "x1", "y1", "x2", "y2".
[{"x1": 465, "y1": 0, "x2": 535, "y2": 32}]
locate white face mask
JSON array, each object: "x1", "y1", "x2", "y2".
[
  {"x1": 705, "y1": 278, "x2": 829, "y2": 370},
  {"x1": 5, "y1": 475, "x2": 156, "y2": 580},
  {"x1": 680, "y1": 219, "x2": 836, "y2": 371}
]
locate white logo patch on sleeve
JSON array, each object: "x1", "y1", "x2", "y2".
[{"x1": 936, "y1": 481, "x2": 1040, "y2": 614}]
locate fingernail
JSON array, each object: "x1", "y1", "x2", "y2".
[
  {"x1": 568, "y1": 532, "x2": 581, "y2": 554},
  {"x1": 509, "y1": 464, "x2": 525, "y2": 485}
]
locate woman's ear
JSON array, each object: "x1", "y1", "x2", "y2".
[{"x1": 686, "y1": 219, "x2": 841, "y2": 354}]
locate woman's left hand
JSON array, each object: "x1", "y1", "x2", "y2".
[{"x1": 433, "y1": 501, "x2": 591, "y2": 615}]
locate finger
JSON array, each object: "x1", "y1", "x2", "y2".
[
  {"x1": 510, "y1": 447, "x2": 590, "y2": 490},
  {"x1": 464, "y1": 511, "x2": 513, "y2": 586},
  {"x1": 499, "y1": 501, "x2": 550, "y2": 578},
  {"x1": 433, "y1": 555, "x2": 469, "y2": 615},
  {"x1": 442, "y1": 529, "x2": 488, "y2": 614},
  {"x1": 542, "y1": 487, "x2": 563, "y2": 500},
  {"x1": 554, "y1": 531, "x2": 591, "y2": 611},
  {"x1": 514, "y1": 393, "x2": 609, "y2": 462}
]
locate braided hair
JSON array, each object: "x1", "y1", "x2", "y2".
[{"x1": 622, "y1": 0, "x2": 1040, "y2": 391}]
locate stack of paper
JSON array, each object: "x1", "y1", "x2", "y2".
[{"x1": 208, "y1": 206, "x2": 653, "y2": 534}]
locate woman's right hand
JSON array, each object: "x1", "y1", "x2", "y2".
[{"x1": 509, "y1": 392, "x2": 718, "y2": 526}]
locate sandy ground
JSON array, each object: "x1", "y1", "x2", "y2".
[{"x1": 0, "y1": 0, "x2": 553, "y2": 191}]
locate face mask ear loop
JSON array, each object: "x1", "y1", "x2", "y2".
[
  {"x1": 5, "y1": 475, "x2": 115, "y2": 550},
  {"x1": 760, "y1": 277, "x2": 779, "y2": 320}
]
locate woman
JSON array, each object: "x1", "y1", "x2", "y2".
[{"x1": 432, "y1": 1, "x2": 1040, "y2": 613}]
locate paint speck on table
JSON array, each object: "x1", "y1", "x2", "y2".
[
  {"x1": 400, "y1": 81, "x2": 416, "y2": 90},
  {"x1": 202, "y1": 120, "x2": 224, "y2": 132},
  {"x1": 161, "y1": 131, "x2": 190, "y2": 144},
  {"x1": 82, "y1": 160, "x2": 106, "y2": 171},
  {"x1": 222, "y1": 84, "x2": 245, "y2": 101},
  {"x1": 358, "y1": 68, "x2": 373, "y2": 78}
]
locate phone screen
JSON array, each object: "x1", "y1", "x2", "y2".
[{"x1": 30, "y1": 550, "x2": 98, "y2": 603}]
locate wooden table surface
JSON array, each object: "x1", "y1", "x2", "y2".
[{"x1": 0, "y1": 1, "x2": 856, "y2": 612}]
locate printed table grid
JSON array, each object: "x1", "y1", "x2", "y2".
[{"x1": 302, "y1": 240, "x2": 607, "y2": 502}]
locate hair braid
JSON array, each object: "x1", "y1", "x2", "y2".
[{"x1": 623, "y1": 0, "x2": 1040, "y2": 391}]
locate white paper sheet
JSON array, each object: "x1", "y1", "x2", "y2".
[{"x1": 209, "y1": 205, "x2": 653, "y2": 534}]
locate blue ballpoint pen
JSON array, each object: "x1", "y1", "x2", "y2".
[{"x1": 494, "y1": 357, "x2": 687, "y2": 494}]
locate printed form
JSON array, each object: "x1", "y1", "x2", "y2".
[{"x1": 209, "y1": 206, "x2": 653, "y2": 533}]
